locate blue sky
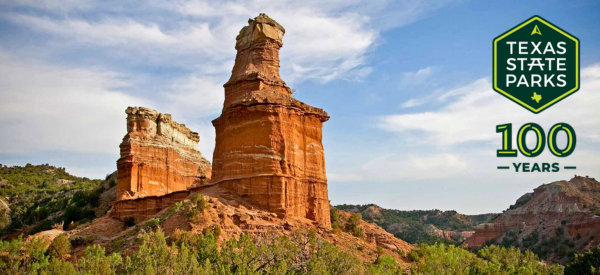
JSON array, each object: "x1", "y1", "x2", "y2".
[{"x1": 0, "y1": 0, "x2": 599, "y2": 214}]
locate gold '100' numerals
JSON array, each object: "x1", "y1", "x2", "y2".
[{"x1": 496, "y1": 123, "x2": 576, "y2": 158}]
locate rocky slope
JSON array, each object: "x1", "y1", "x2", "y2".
[
  {"x1": 67, "y1": 184, "x2": 412, "y2": 267},
  {"x1": 336, "y1": 204, "x2": 496, "y2": 245},
  {"x1": 0, "y1": 164, "x2": 108, "y2": 238},
  {"x1": 1, "y1": 166, "x2": 413, "y2": 268},
  {"x1": 466, "y1": 176, "x2": 600, "y2": 264}
]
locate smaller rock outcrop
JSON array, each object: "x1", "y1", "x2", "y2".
[
  {"x1": 112, "y1": 107, "x2": 211, "y2": 219},
  {"x1": 424, "y1": 224, "x2": 475, "y2": 242}
]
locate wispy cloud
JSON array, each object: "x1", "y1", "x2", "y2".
[
  {"x1": 2, "y1": 0, "x2": 453, "y2": 83},
  {"x1": 0, "y1": 48, "x2": 149, "y2": 155},
  {"x1": 400, "y1": 98, "x2": 427, "y2": 108},
  {"x1": 380, "y1": 64, "x2": 600, "y2": 146},
  {"x1": 3, "y1": 13, "x2": 226, "y2": 55},
  {"x1": 0, "y1": 0, "x2": 94, "y2": 12},
  {"x1": 400, "y1": 66, "x2": 435, "y2": 85},
  {"x1": 398, "y1": 66, "x2": 439, "y2": 108}
]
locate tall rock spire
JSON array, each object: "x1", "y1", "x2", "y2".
[
  {"x1": 225, "y1": 13, "x2": 286, "y2": 90},
  {"x1": 210, "y1": 14, "x2": 331, "y2": 227}
]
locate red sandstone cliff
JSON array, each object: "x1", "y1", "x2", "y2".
[
  {"x1": 210, "y1": 14, "x2": 331, "y2": 227},
  {"x1": 112, "y1": 107, "x2": 211, "y2": 218},
  {"x1": 465, "y1": 176, "x2": 600, "y2": 263}
]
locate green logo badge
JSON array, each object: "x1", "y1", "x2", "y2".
[{"x1": 493, "y1": 16, "x2": 579, "y2": 113}]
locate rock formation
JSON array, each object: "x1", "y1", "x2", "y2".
[
  {"x1": 210, "y1": 14, "x2": 331, "y2": 227},
  {"x1": 114, "y1": 107, "x2": 211, "y2": 206},
  {"x1": 465, "y1": 176, "x2": 600, "y2": 263},
  {"x1": 424, "y1": 224, "x2": 475, "y2": 242}
]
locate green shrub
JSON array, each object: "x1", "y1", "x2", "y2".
[
  {"x1": 187, "y1": 208, "x2": 201, "y2": 219},
  {"x1": 144, "y1": 218, "x2": 160, "y2": 231},
  {"x1": 409, "y1": 243, "x2": 563, "y2": 275},
  {"x1": 566, "y1": 246, "x2": 600, "y2": 275},
  {"x1": 190, "y1": 194, "x2": 207, "y2": 213},
  {"x1": 78, "y1": 244, "x2": 122, "y2": 275},
  {"x1": 213, "y1": 225, "x2": 221, "y2": 238},
  {"x1": 330, "y1": 208, "x2": 339, "y2": 222},
  {"x1": 111, "y1": 237, "x2": 126, "y2": 252},
  {"x1": 43, "y1": 257, "x2": 77, "y2": 275},
  {"x1": 173, "y1": 201, "x2": 184, "y2": 212},
  {"x1": 348, "y1": 213, "x2": 362, "y2": 228},
  {"x1": 0, "y1": 225, "x2": 566, "y2": 275},
  {"x1": 332, "y1": 223, "x2": 342, "y2": 234},
  {"x1": 346, "y1": 213, "x2": 364, "y2": 238},
  {"x1": 48, "y1": 234, "x2": 71, "y2": 259},
  {"x1": 200, "y1": 224, "x2": 222, "y2": 239},
  {"x1": 0, "y1": 235, "x2": 50, "y2": 274},
  {"x1": 352, "y1": 226, "x2": 365, "y2": 238}
]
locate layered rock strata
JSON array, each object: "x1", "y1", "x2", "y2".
[
  {"x1": 210, "y1": 14, "x2": 331, "y2": 227},
  {"x1": 114, "y1": 107, "x2": 211, "y2": 204},
  {"x1": 111, "y1": 188, "x2": 197, "y2": 220},
  {"x1": 465, "y1": 176, "x2": 600, "y2": 263}
]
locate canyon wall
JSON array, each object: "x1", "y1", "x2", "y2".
[
  {"x1": 113, "y1": 106, "x2": 211, "y2": 219},
  {"x1": 210, "y1": 14, "x2": 331, "y2": 227},
  {"x1": 465, "y1": 176, "x2": 600, "y2": 263}
]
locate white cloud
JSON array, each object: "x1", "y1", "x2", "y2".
[
  {"x1": 0, "y1": 49, "x2": 150, "y2": 155},
  {"x1": 397, "y1": 66, "x2": 440, "y2": 108},
  {"x1": 0, "y1": 47, "x2": 222, "y2": 158},
  {"x1": 2, "y1": 0, "x2": 452, "y2": 83},
  {"x1": 400, "y1": 98, "x2": 427, "y2": 109},
  {"x1": 380, "y1": 65, "x2": 600, "y2": 146},
  {"x1": 0, "y1": 0, "x2": 93, "y2": 12},
  {"x1": 364, "y1": 153, "x2": 469, "y2": 182},
  {"x1": 164, "y1": 75, "x2": 224, "y2": 119},
  {"x1": 3, "y1": 14, "x2": 226, "y2": 56},
  {"x1": 400, "y1": 66, "x2": 435, "y2": 85}
]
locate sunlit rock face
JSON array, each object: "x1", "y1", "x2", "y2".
[
  {"x1": 210, "y1": 14, "x2": 331, "y2": 227},
  {"x1": 465, "y1": 176, "x2": 600, "y2": 263},
  {"x1": 115, "y1": 106, "x2": 211, "y2": 202}
]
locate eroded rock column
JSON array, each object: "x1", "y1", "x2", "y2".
[{"x1": 210, "y1": 14, "x2": 331, "y2": 227}]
